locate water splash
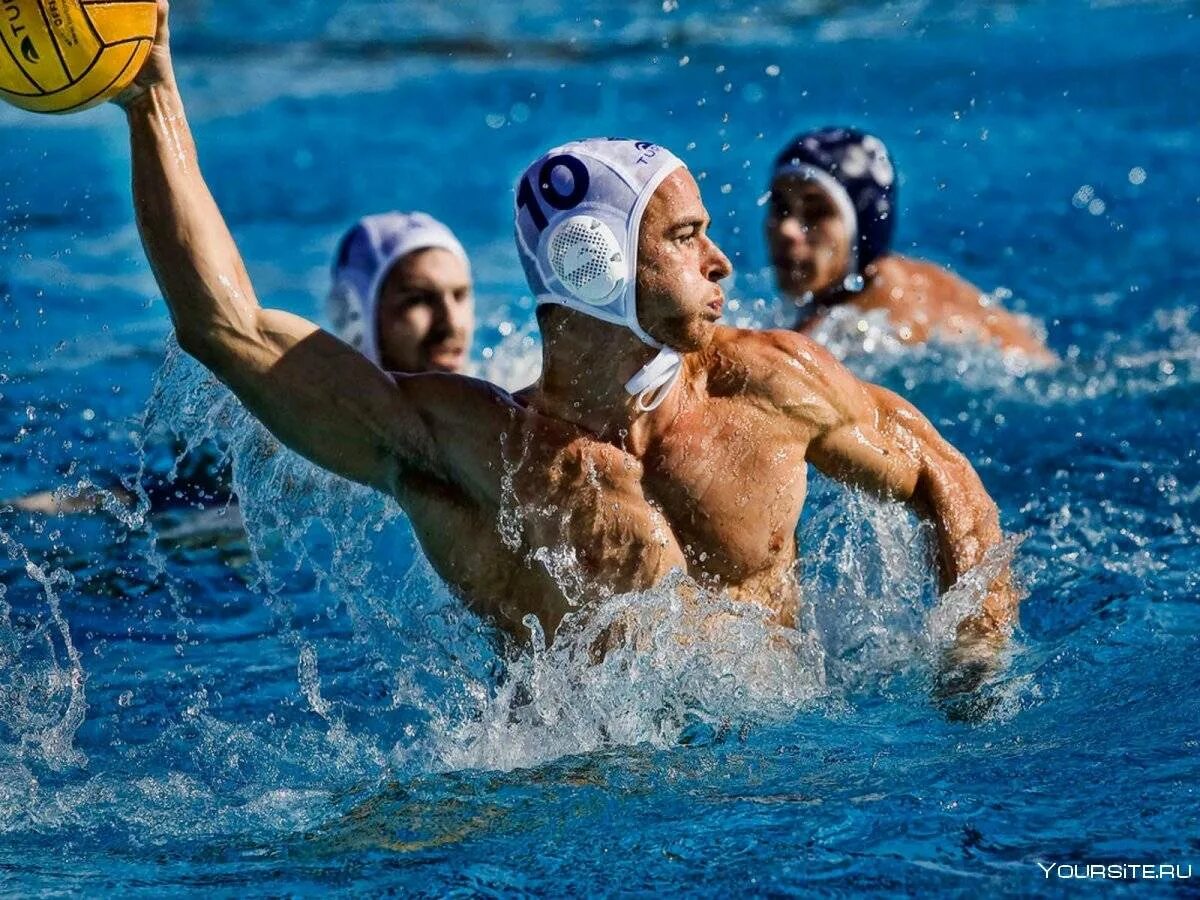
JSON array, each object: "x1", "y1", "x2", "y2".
[
  {"x1": 439, "y1": 573, "x2": 828, "y2": 772},
  {"x1": 0, "y1": 536, "x2": 88, "y2": 773}
]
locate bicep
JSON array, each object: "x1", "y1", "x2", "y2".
[
  {"x1": 758, "y1": 330, "x2": 958, "y2": 501},
  {"x1": 809, "y1": 382, "x2": 994, "y2": 545},
  {"x1": 805, "y1": 383, "x2": 929, "y2": 501},
  {"x1": 791, "y1": 350, "x2": 1004, "y2": 594},
  {"x1": 196, "y1": 308, "x2": 440, "y2": 493}
]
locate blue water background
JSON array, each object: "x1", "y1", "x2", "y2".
[{"x1": 1, "y1": 0, "x2": 1199, "y2": 894}]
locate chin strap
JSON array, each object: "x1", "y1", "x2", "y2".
[{"x1": 624, "y1": 347, "x2": 684, "y2": 413}]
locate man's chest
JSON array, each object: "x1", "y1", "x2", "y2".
[
  {"x1": 644, "y1": 404, "x2": 810, "y2": 579},
  {"x1": 512, "y1": 404, "x2": 809, "y2": 578},
  {"x1": 406, "y1": 400, "x2": 811, "y2": 633}
]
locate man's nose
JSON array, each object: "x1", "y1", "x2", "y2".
[
  {"x1": 704, "y1": 237, "x2": 733, "y2": 282},
  {"x1": 432, "y1": 292, "x2": 469, "y2": 332},
  {"x1": 777, "y1": 215, "x2": 808, "y2": 244},
  {"x1": 427, "y1": 293, "x2": 453, "y2": 330}
]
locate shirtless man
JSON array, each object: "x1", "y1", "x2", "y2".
[
  {"x1": 767, "y1": 126, "x2": 1054, "y2": 361},
  {"x1": 108, "y1": 3, "x2": 1017, "y2": 679}
]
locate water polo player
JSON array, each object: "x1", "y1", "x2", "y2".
[
  {"x1": 766, "y1": 127, "x2": 1054, "y2": 360},
  {"x1": 106, "y1": 2, "x2": 1018, "y2": 687},
  {"x1": 328, "y1": 212, "x2": 475, "y2": 376}
]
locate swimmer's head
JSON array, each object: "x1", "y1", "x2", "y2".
[
  {"x1": 328, "y1": 212, "x2": 474, "y2": 375},
  {"x1": 767, "y1": 127, "x2": 896, "y2": 299},
  {"x1": 515, "y1": 139, "x2": 731, "y2": 409}
]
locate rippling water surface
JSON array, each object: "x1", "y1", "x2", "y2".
[{"x1": 1, "y1": 0, "x2": 1198, "y2": 894}]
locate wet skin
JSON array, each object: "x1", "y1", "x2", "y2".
[
  {"x1": 112, "y1": 2, "x2": 1017, "y2": 668},
  {"x1": 767, "y1": 175, "x2": 1055, "y2": 362}
]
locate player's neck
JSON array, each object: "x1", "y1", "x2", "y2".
[{"x1": 538, "y1": 313, "x2": 664, "y2": 437}]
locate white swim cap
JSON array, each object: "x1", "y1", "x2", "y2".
[
  {"x1": 328, "y1": 212, "x2": 470, "y2": 367},
  {"x1": 514, "y1": 139, "x2": 686, "y2": 411}
]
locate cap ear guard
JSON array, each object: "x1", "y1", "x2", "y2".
[{"x1": 546, "y1": 215, "x2": 626, "y2": 306}]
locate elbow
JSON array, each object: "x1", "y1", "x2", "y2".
[
  {"x1": 174, "y1": 317, "x2": 253, "y2": 373},
  {"x1": 973, "y1": 486, "x2": 1002, "y2": 545},
  {"x1": 175, "y1": 326, "x2": 233, "y2": 374},
  {"x1": 915, "y1": 459, "x2": 1003, "y2": 546},
  {"x1": 986, "y1": 497, "x2": 1001, "y2": 534},
  {"x1": 175, "y1": 325, "x2": 215, "y2": 365}
]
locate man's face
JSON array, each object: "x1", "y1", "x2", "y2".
[
  {"x1": 376, "y1": 248, "x2": 474, "y2": 374},
  {"x1": 635, "y1": 169, "x2": 733, "y2": 352},
  {"x1": 765, "y1": 175, "x2": 851, "y2": 297}
]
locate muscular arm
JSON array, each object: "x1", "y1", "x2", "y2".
[
  {"x1": 114, "y1": 4, "x2": 501, "y2": 502},
  {"x1": 808, "y1": 381, "x2": 1016, "y2": 628},
  {"x1": 762, "y1": 333, "x2": 1018, "y2": 645}
]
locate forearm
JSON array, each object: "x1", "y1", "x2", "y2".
[
  {"x1": 916, "y1": 453, "x2": 999, "y2": 586},
  {"x1": 124, "y1": 78, "x2": 260, "y2": 360},
  {"x1": 915, "y1": 449, "x2": 1016, "y2": 634}
]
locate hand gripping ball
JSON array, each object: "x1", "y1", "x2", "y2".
[{"x1": 0, "y1": 0, "x2": 157, "y2": 114}]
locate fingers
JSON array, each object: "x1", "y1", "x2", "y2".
[
  {"x1": 156, "y1": 0, "x2": 170, "y2": 42},
  {"x1": 112, "y1": 0, "x2": 175, "y2": 108},
  {"x1": 148, "y1": 0, "x2": 171, "y2": 54}
]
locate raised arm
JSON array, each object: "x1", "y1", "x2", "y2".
[{"x1": 112, "y1": 2, "x2": 493, "y2": 499}]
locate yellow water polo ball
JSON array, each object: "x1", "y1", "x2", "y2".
[{"x1": 0, "y1": 0, "x2": 157, "y2": 114}]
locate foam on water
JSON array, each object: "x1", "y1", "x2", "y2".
[
  {"x1": 0, "y1": 285, "x2": 1188, "y2": 890},
  {"x1": 0, "y1": 276, "x2": 1188, "y2": 825},
  {"x1": 0, "y1": 298, "x2": 1060, "y2": 836}
]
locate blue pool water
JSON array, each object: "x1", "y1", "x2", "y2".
[{"x1": 2, "y1": 0, "x2": 1198, "y2": 894}]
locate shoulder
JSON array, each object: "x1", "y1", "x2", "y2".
[
  {"x1": 393, "y1": 371, "x2": 525, "y2": 427},
  {"x1": 387, "y1": 372, "x2": 531, "y2": 502},
  {"x1": 708, "y1": 324, "x2": 836, "y2": 373},
  {"x1": 704, "y1": 326, "x2": 862, "y2": 429},
  {"x1": 875, "y1": 255, "x2": 973, "y2": 293}
]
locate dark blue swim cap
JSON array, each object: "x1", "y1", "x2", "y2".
[{"x1": 772, "y1": 127, "x2": 897, "y2": 273}]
